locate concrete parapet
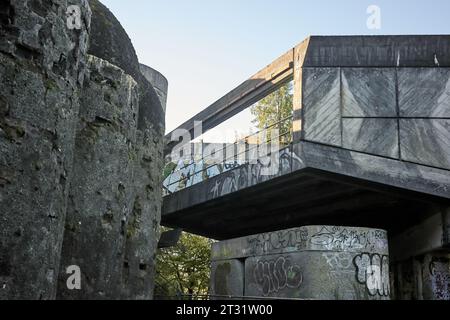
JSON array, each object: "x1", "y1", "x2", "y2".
[{"x1": 210, "y1": 226, "x2": 390, "y2": 300}]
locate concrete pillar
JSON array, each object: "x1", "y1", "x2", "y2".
[
  {"x1": 0, "y1": 0, "x2": 91, "y2": 300},
  {"x1": 121, "y1": 66, "x2": 167, "y2": 300},
  {"x1": 140, "y1": 64, "x2": 168, "y2": 113},
  {"x1": 422, "y1": 253, "x2": 450, "y2": 300},
  {"x1": 57, "y1": 55, "x2": 139, "y2": 299},
  {"x1": 210, "y1": 226, "x2": 390, "y2": 300},
  {"x1": 391, "y1": 207, "x2": 450, "y2": 300}
]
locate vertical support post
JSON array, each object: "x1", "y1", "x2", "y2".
[{"x1": 293, "y1": 38, "x2": 310, "y2": 142}]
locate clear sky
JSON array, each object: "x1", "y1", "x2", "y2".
[{"x1": 101, "y1": 0, "x2": 450, "y2": 134}]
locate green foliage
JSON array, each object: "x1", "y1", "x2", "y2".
[
  {"x1": 155, "y1": 228, "x2": 213, "y2": 299},
  {"x1": 163, "y1": 162, "x2": 177, "y2": 180},
  {"x1": 250, "y1": 81, "x2": 293, "y2": 145}
]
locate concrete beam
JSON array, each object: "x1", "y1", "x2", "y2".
[{"x1": 164, "y1": 49, "x2": 294, "y2": 155}]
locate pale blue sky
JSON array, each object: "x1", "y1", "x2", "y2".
[{"x1": 101, "y1": 0, "x2": 450, "y2": 133}]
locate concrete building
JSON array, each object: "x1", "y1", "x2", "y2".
[{"x1": 163, "y1": 35, "x2": 450, "y2": 300}]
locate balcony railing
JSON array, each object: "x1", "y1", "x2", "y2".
[{"x1": 163, "y1": 115, "x2": 293, "y2": 196}]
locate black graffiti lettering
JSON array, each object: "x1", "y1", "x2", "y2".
[
  {"x1": 246, "y1": 228, "x2": 309, "y2": 254},
  {"x1": 253, "y1": 256, "x2": 303, "y2": 296}
]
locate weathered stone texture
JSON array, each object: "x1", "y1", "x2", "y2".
[
  {"x1": 342, "y1": 68, "x2": 397, "y2": 117},
  {"x1": 400, "y1": 119, "x2": 450, "y2": 170},
  {"x1": 57, "y1": 55, "x2": 139, "y2": 299},
  {"x1": 303, "y1": 68, "x2": 341, "y2": 147},
  {"x1": 343, "y1": 118, "x2": 399, "y2": 158},
  {"x1": 1, "y1": 0, "x2": 166, "y2": 300},
  {"x1": 88, "y1": 0, "x2": 165, "y2": 133},
  {"x1": 0, "y1": 0, "x2": 91, "y2": 300},
  {"x1": 399, "y1": 68, "x2": 450, "y2": 117},
  {"x1": 121, "y1": 125, "x2": 165, "y2": 300}
]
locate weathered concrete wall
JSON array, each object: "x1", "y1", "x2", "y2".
[
  {"x1": 88, "y1": 0, "x2": 165, "y2": 134},
  {"x1": 0, "y1": 0, "x2": 91, "y2": 300},
  {"x1": 120, "y1": 126, "x2": 164, "y2": 300},
  {"x1": 391, "y1": 206, "x2": 450, "y2": 300},
  {"x1": 393, "y1": 253, "x2": 450, "y2": 300},
  {"x1": 56, "y1": 1, "x2": 167, "y2": 300},
  {"x1": 1, "y1": 0, "x2": 166, "y2": 300},
  {"x1": 121, "y1": 77, "x2": 166, "y2": 300},
  {"x1": 57, "y1": 55, "x2": 139, "y2": 299},
  {"x1": 210, "y1": 226, "x2": 390, "y2": 300},
  {"x1": 210, "y1": 260, "x2": 245, "y2": 299},
  {"x1": 140, "y1": 64, "x2": 168, "y2": 112},
  {"x1": 303, "y1": 67, "x2": 450, "y2": 170}
]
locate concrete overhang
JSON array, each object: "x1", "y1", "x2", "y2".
[
  {"x1": 162, "y1": 142, "x2": 450, "y2": 240},
  {"x1": 162, "y1": 35, "x2": 450, "y2": 240}
]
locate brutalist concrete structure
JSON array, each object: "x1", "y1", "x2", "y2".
[
  {"x1": 210, "y1": 226, "x2": 390, "y2": 300},
  {"x1": 163, "y1": 35, "x2": 450, "y2": 300},
  {"x1": 1, "y1": 0, "x2": 166, "y2": 300}
]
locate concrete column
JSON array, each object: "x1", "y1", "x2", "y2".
[
  {"x1": 57, "y1": 55, "x2": 139, "y2": 299},
  {"x1": 121, "y1": 125, "x2": 165, "y2": 300},
  {"x1": 121, "y1": 66, "x2": 167, "y2": 300},
  {"x1": 140, "y1": 64, "x2": 168, "y2": 113},
  {"x1": 0, "y1": 0, "x2": 91, "y2": 300},
  {"x1": 391, "y1": 207, "x2": 450, "y2": 300},
  {"x1": 210, "y1": 226, "x2": 390, "y2": 300}
]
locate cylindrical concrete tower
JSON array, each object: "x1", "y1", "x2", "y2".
[{"x1": 140, "y1": 64, "x2": 169, "y2": 113}]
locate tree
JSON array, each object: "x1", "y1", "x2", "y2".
[
  {"x1": 155, "y1": 229, "x2": 212, "y2": 299},
  {"x1": 250, "y1": 81, "x2": 293, "y2": 145}
]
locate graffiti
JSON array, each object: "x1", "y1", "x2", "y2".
[
  {"x1": 322, "y1": 252, "x2": 354, "y2": 270},
  {"x1": 209, "y1": 166, "x2": 249, "y2": 198},
  {"x1": 224, "y1": 162, "x2": 241, "y2": 171},
  {"x1": 428, "y1": 257, "x2": 450, "y2": 300},
  {"x1": 354, "y1": 253, "x2": 390, "y2": 297},
  {"x1": 310, "y1": 226, "x2": 388, "y2": 252},
  {"x1": 253, "y1": 256, "x2": 303, "y2": 296},
  {"x1": 247, "y1": 228, "x2": 309, "y2": 255},
  {"x1": 207, "y1": 149, "x2": 303, "y2": 198},
  {"x1": 210, "y1": 180, "x2": 221, "y2": 198},
  {"x1": 164, "y1": 148, "x2": 303, "y2": 197}
]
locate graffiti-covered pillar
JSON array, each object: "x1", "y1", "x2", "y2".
[
  {"x1": 210, "y1": 226, "x2": 390, "y2": 300},
  {"x1": 391, "y1": 207, "x2": 450, "y2": 300}
]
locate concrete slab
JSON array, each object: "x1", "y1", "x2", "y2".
[
  {"x1": 303, "y1": 68, "x2": 342, "y2": 147},
  {"x1": 342, "y1": 68, "x2": 397, "y2": 117},
  {"x1": 400, "y1": 119, "x2": 450, "y2": 170},
  {"x1": 343, "y1": 118, "x2": 399, "y2": 158}
]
